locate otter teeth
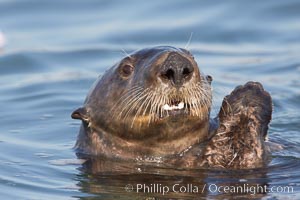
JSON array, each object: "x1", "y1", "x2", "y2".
[{"x1": 163, "y1": 102, "x2": 184, "y2": 111}]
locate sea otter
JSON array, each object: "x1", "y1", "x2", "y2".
[{"x1": 71, "y1": 46, "x2": 272, "y2": 169}]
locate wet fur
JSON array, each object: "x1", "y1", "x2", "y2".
[
  {"x1": 202, "y1": 82, "x2": 272, "y2": 168},
  {"x1": 72, "y1": 46, "x2": 273, "y2": 169}
]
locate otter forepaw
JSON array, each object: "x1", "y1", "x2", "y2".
[{"x1": 202, "y1": 81, "x2": 272, "y2": 169}]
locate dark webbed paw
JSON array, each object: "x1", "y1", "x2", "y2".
[{"x1": 202, "y1": 82, "x2": 272, "y2": 169}]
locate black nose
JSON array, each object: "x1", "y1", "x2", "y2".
[{"x1": 160, "y1": 53, "x2": 194, "y2": 87}]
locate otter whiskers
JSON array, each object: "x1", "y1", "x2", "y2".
[{"x1": 112, "y1": 78, "x2": 212, "y2": 128}]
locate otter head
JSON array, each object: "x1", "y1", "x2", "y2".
[{"x1": 72, "y1": 46, "x2": 212, "y2": 150}]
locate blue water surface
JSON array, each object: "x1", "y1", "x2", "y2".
[{"x1": 0, "y1": 0, "x2": 299, "y2": 199}]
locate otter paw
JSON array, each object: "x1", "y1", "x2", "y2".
[{"x1": 202, "y1": 82, "x2": 272, "y2": 169}]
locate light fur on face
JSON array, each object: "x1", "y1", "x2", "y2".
[{"x1": 111, "y1": 75, "x2": 212, "y2": 128}]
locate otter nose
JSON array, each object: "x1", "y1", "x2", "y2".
[{"x1": 160, "y1": 53, "x2": 194, "y2": 87}]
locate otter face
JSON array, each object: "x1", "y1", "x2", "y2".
[{"x1": 73, "y1": 46, "x2": 212, "y2": 140}]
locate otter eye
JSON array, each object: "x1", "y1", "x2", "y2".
[{"x1": 119, "y1": 64, "x2": 134, "y2": 77}]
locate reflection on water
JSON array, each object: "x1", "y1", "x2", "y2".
[
  {"x1": 69, "y1": 155, "x2": 299, "y2": 199},
  {"x1": 74, "y1": 158, "x2": 274, "y2": 199},
  {"x1": 0, "y1": 0, "x2": 300, "y2": 199}
]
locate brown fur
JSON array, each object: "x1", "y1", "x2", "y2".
[{"x1": 72, "y1": 46, "x2": 273, "y2": 169}]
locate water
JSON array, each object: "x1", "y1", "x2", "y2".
[{"x1": 0, "y1": 0, "x2": 299, "y2": 199}]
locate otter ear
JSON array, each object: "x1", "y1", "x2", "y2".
[
  {"x1": 71, "y1": 107, "x2": 89, "y2": 122},
  {"x1": 206, "y1": 75, "x2": 213, "y2": 84}
]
